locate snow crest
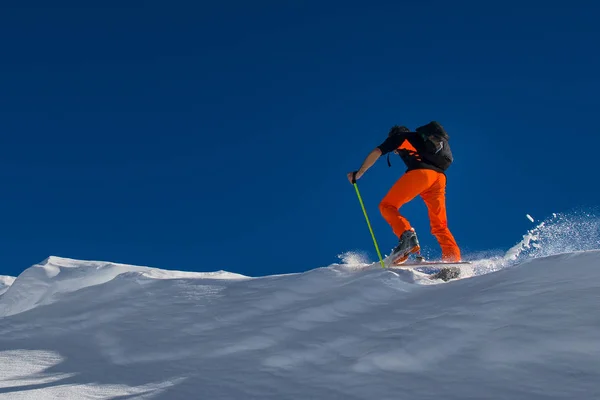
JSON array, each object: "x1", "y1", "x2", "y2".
[
  {"x1": 0, "y1": 276, "x2": 15, "y2": 296},
  {"x1": 0, "y1": 256, "x2": 248, "y2": 317}
]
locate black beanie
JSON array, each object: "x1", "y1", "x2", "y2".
[{"x1": 388, "y1": 125, "x2": 410, "y2": 137}]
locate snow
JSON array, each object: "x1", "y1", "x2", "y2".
[
  {"x1": 0, "y1": 276, "x2": 15, "y2": 296},
  {"x1": 0, "y1": 213, "x2": 599, "y2": 399},
  {"x1": 527, "y1": 213, "x2": 535, "y2": 222}
]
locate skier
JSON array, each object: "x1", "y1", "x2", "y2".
[{"x1": 347, "y1": 122, "x2": 461, "y2": 266}]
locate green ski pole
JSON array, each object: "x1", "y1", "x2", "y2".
[{"x1": 352, "y1": 177, "x2": 386, "y2": 268}]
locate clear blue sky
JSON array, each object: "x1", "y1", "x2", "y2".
[{"x1": 1, "y1": 1, "x2": 599, "y2": 277}]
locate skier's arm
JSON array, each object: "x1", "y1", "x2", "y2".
[
  {"x1": 348, "y1": 148, "x2": 381, "y2": 183},
  {"x1": 347, "y1": 133, "x2": 404, "y2": 183},
  {"x1": 355, "y1": 148, "x2": 382, "y2": 179}
]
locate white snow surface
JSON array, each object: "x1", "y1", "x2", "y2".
[{"x1": 0, "y1": 213, "x2": 599, "y2": 399}]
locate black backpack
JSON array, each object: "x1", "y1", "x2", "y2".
[{"x1": 414, "y1": 121, "x2": 453, "y2": 171}]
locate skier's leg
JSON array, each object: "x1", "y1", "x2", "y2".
[
  {"x1": 420, "y1": 172, "x2": 461, "y2": 261},
  {"x1": 379, "y1": 169, "x2": 436, "y2": 238}
]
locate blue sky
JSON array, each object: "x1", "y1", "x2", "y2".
[{"x1": 1, "y1": 1, "x2": 599, "y2": 277}]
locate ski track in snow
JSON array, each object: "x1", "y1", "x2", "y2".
[{"x1": 0, "y1": 247, "x2": 599, "y2": 398}]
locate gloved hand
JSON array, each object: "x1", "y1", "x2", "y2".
[{"x1": 347, "y1": 171, "x2": 361, "y2": 184}]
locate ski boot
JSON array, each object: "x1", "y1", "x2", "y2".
[{"x1": 390, "y1": 228, "x2": 420, "y2": 265}]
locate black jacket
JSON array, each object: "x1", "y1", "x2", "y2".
[{"x1": 377, "y1": 132, "x2": 446, "y2": 174}]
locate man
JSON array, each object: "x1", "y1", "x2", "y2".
[{"x1": 347, "y1": 122, "x2": 461, "y2": 265}]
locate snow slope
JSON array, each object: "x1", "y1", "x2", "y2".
[{"x1": 0, "y1": 249, "x2": 599, "y2": 399}]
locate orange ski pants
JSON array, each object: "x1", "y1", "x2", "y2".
[{"x1": 379, "y1": 169, "x2": 461, "y2": 262}]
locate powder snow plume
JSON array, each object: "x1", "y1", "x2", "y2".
[
  {"x1": 507, "y1": 209, "x2": 600, "y2": 261},
  {"x1": 463, "y1": 209, "x2": 600, "y2": 276}
]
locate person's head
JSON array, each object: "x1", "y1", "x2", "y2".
[{"x1": 388, "y1": 125, "x2": 410, "y2": 137}]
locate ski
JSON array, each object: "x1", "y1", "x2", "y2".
[{"x1": 389, "y1": 261, "x2": 472, "y2": 267}]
